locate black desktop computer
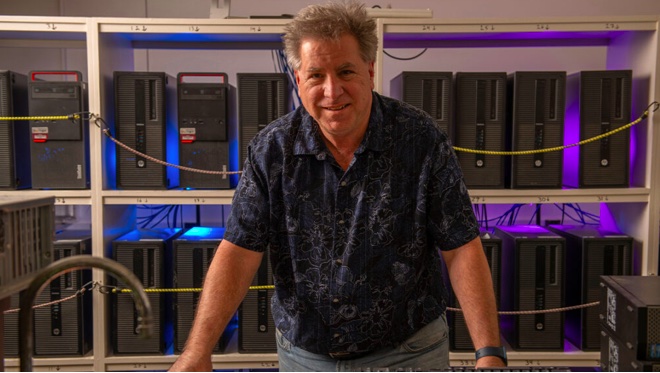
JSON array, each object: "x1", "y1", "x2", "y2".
[
  {"x1": 390, "y1": 71, "x2": 454, "y2": 142},
  {"x1": 238, "y1": 249, "x2": 275, "y2": 353},
  {"x1": 547, "y1": 224, "x2": 632, "y2": 351},
  {"x1": 28, "y1": 71, "x2": 89, "y2": 189},
  {"x1": 237, "y1": 73, "x2": 288, "y2": 169},
  {"x1": 448, "y1": 229, "x2": 502, "y2": 351},
  {"x1": 114, "y1": 71, "x2": 178, "y2": 189},
  {"x1": 177, "y1": 73, "x2": 232, "y2": 189},
  {"x1": 34, "y1": 230, "x2": 92, "y2": 356},
  {"x1": 172, "y1": 226, "x2": 235, "y2": 353},
  {"x1": 455, "y1": 72, "x2": 507, "y2": 188},
  {"x1": 507, "y1": 71, "x2": 566, "y2": 189},
  {"x1": 495, "y1": 225, "x2": 565, "y2": 350},
  {"x1": 110, "y1": 227, "x2": 182, "y2": 354},
  {"x1": 564, "y1": 70, "x2": 632, "y2": 188},
  {"x1": 0, "y1": 70, "x2": 31, "y2": 190},
  {"x1": 3, "y1": 230, "x2": 92, "y2": 357}
]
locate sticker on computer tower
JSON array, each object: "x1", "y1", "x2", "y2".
[
  {"x1": 607, "y1": 287, "x2": 617, "y2": 331},
  {"x1": 31, "y1": 127, "x2": 48, "y2": 142},
  {"x1": 608, "y1": 337, "x2": 619, "y2": 372}
]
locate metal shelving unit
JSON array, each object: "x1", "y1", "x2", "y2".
[{"x1": 1, "y1": 13, "x2": 659, "y2": 371}]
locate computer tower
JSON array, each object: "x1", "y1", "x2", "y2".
[
  {"x1": 599, "y1": 275, "x2": 660, "y2": 361},
  {"x1": 177, "y1": 73, "x2": 232, "y2": 189},
  {"x1": 601, "y1": 326, "x2": 660, "y2": 372},
  {"x1": 2, "y1": 294, "x2": 19, "y2": 357},
  {"x1": 239, "y1": 249, "x2": 275, "y2": 353},
  {"x1": 28, "y1": 71, "x2": 89, "y2": 189},
  {"x1": 390, "y1": 71, "x2": 454, "y2": 142},
  {"x1": 448, "y1": 229, "x2": 502, "y2": 351},
  {"x1": 114, "y1": 71, "x2": 178, "y2": 189},
  {"x1": 508, "y1": 71, "x2": 566, "y2": 189},
  {"x1": 564, "y1": 70, "x2": 632, "y2": 188},
  {"x1": 547, "y1": 224, "x2": 632, "y2": 351},
  {"x1": 0, "y1": 70, "x2": 31, "y2": 190},
  {"x1": 455, "y1": 72, "x2": 507, "y2": 189},
  {"x1": 237, "y1": 73, "x2": 288, "y2": 169},
  {"x1": 172, "y1": 226, "x2": 235, "y2": 353},
  {"x1": 34, "y1": 230, "x2": 93, "y2": 356},
  {"x1": 110, "y1": 227, "x2": 182, "y2": 354},
  {"x1": 495, "y1": 225, "x2": 565, "y2": 350}
]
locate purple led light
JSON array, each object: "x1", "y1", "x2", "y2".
[{"x1": 497, "y1": 224, "x2": 548, "y2": 234}]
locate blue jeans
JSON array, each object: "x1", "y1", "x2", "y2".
[{"x1": 276, "y1": 314, "x2": 450, "y2": 372}]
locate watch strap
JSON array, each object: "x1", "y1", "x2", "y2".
[{"x1": 475, "y1": 346, "x2": 507, "y2": 365}]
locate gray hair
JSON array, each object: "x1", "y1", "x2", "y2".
[{"x1": 283, "y1": 0, "x2": 378, "y2": 71}]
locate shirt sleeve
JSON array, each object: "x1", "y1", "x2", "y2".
[
  {"x1": 223, "y1": 145, "x2": 271, "y2": 253},
  {"x1": 427, "y1": 135, "x2": 480, "y2": 251}
]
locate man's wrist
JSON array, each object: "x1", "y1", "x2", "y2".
[{"x1": 475, "y1": 346, "x2": 507, "y2": 365}]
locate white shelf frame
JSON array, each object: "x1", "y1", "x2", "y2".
[{"x1": 0, "y1": 13, "x2": 659, "y2": 371}]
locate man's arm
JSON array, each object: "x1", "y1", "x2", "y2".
[
  {"x1": 169, "y1": 240, "x2": 264, "y2": 372},
  {"x1": 441, "y1": 236, "x2": 504, "y2": 368}
]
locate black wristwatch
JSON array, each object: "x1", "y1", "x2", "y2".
[{"x1": 475, "y1": 346, "x2": 507, "y2": 365}]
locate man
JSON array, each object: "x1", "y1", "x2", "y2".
[{"x1": 170, "y1": 1, "x2": 504, "y2": 371}]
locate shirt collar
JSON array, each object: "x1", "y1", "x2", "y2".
[{"x1": 293, "y1": 92, "x2": 386, "y2": 157}]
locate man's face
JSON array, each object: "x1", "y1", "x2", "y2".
[{"x1": 294, "y1": 33, "x2": 374, "y2": 140}]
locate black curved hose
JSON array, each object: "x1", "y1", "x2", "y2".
[{"x1": 18, "y1": 255, "x2": 152, "y2": 371}]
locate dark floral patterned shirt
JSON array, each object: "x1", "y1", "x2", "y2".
[{"x1": 224, "y1": 92, "x2": 479, "y2": 357}]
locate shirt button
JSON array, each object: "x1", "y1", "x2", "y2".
[
  {"x1": 340, "y1": 181, "x2": 347, "y2": 187},
  {"x1": 335, "y1": 259, "x2": 343, "y2": 265},
  {"x1": 338, "y1": 220, "x2": 345, "y2": 225},
  {"x1": 333, "y1": 298, "x2": 340, "y2": 303}
]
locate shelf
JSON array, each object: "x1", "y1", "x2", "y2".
[
  {"x1": 0, "y1": 190, "x2": 92, "y2": 205},
  {"x1": 450, "y1": 350, "x2": 600, "y2": 368},
  {"x1": 99, "y1": 187, "x2": 650, "y2": 206},
  {"x1": 380, "y1": 15, "x2": 657, "y2": 37},
  {"x1": 4, "y1": 350, "x2": 600, "y2": 371},
  {"x1": 468, "y1": 187, "x2": 650, "y2": 204},
  {"x1": 102, "y1": 189, "x2": 235, "y2": 205},
  {"x1": 103, "y1": 353, "x2": 278, "y2": 371},
  {"x1": 3, "y1": 356, "x2": 94, "y2": 372}
]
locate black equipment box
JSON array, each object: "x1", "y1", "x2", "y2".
[
  {"x1": 507, "y1": 71, "x2": 566, "y2": 189},
  {"x1": 110, "y1": 228, "x2": 182, "y2": 354},
  {"x1": 172, "y1": 226, "x2": 235, "y2": 353},
  {"x1": 455, "y1": 72, "x2": 508, "y2": 189},
  {"x1": 239, "y1": 248, "x2": 275, "y2": 353},
  {"x1": 28, "y1": 70, "x2": 89, "y2": 189},
  {"x1": 449, "y1": 229, "x2": 501, "y2": 351},
  {"x1": 599, "y1": 275, "x2": 660, "y2": 361},
  {"x1": 390, "y1": 71, "x2": 454, "y2": 142},
  {"x1": 601, "y1": 326, "x2": 660, "y2": 371},
  {"x1": 114, "y1": 71, "x2": 178, "y2": 189},
  {"x1": 0, "y1": 70, "x2": 31, "y2": 189},
  {"x1": 237, "y1": 73, "x2": 289, "y2": 169},
  {"x1": 495, "y1": 225, "x2": 565, "y2": 350},
  {"x1": 177, "y1": 73, "x2": 232, "y2": 189},
  {"x1": 547, "y1": 224, "x2": 632, "y2": 351},
  {"x1": 564, "y1": 70, "x2": 632, "y2": 188}
]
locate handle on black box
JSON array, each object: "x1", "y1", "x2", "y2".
[
  {"x1": 177, "y1": 72, "x2": 228, "y2": 84},
  {"x1": 29, "y1": 70, "x2": 82, "y2": 81}
]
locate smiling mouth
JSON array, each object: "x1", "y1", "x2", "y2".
[{"x1": 324, "y1": 104, "x2": 348, "y2": 111}]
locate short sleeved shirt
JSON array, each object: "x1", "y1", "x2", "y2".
[{"x1": 224, "y1": 92, "x2": 479, "y2": 357}]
